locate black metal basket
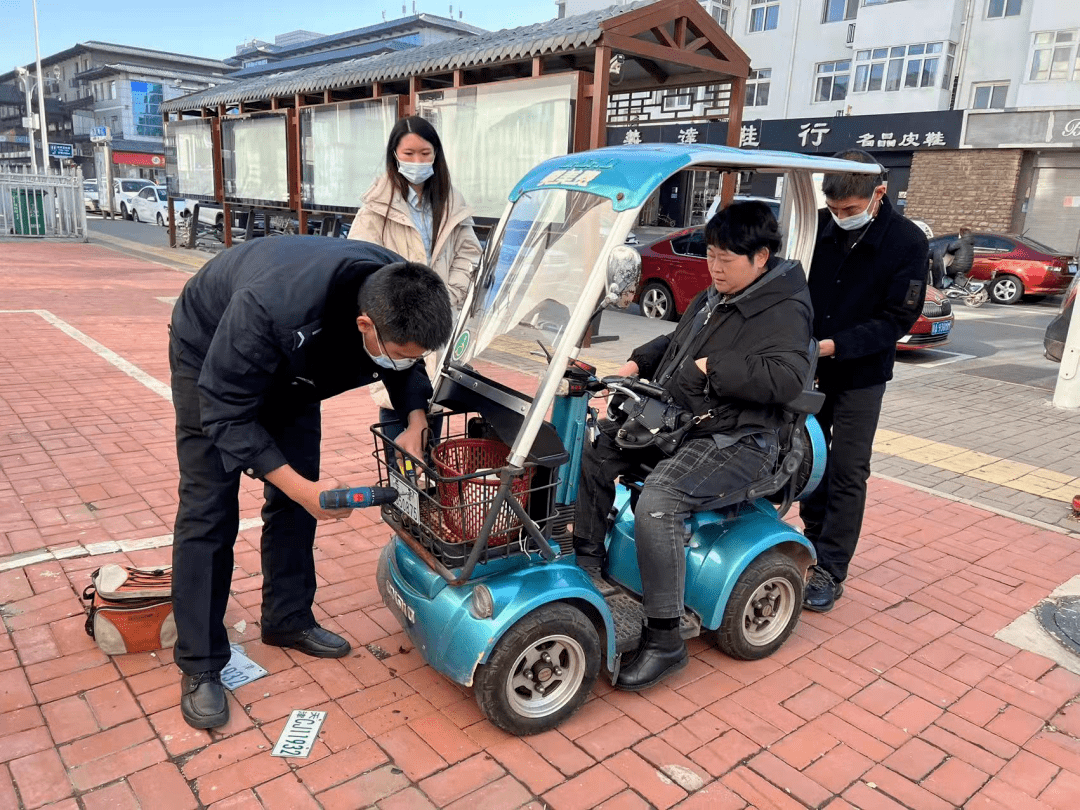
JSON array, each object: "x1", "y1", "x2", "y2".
[{"x1": 371, "y1": 411, "x2": 559, "y2": 570}]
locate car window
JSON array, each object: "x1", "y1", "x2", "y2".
[
  {"x1": 139, "y1": 188, "x2": 152, "y2": 199},
  {"x1": 1018, "y1": 236, "x2": 1063, "y2": 255},
  {"x1": 669, "y1": 233, "x2": 692, "y2": 255},
  {"x1": 971, "y1": 235, "x2": 1011, "y2": 252},
  {"x1": 156, "y1": 189, "x2": 168, "y2": 201},
  {"x1": 121, "y1": 181, "x2": 146, "y2": 192},
  {"x1": 685, "y1": 230, "x2": 707, "y2": 258}
]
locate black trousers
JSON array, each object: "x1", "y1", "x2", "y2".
[
  {"x1": 799, "y1": 383, "x2": 885, "y2": 583},
  {"x1": 575, "y1": 431, "x2": 776, "y2": 619},
  {"x1": 170, "y1": 341, "x2": 321, "y2": 675}
]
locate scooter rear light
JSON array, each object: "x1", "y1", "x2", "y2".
[{"x1": 470, "y1": 585, "x2": 494, "y2": 619}]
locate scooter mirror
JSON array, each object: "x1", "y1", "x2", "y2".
[{"x1": 605, "y1": 245, "x2": 642, "y2": 309}]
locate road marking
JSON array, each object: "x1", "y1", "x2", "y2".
[
  {"x1": 900, "y1": 350, "x2": 977, "y2": 367},
  {"x1": 0, "y1": 309, "x2": 172, "y2": 402},
  {"x1": 874, "y1": 427, "x2": 1078, "y2": 502}
]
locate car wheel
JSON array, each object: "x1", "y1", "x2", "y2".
[
  {"x1": 156, "y1": 213, "x2": 165, "y2": 227},
  {"x1": 120, "y1": 203, "x2": 129, "y2": 220},
  {"x1": 715, "y1": 550, "x2": 804, "y2": 660},
  {"x1": 131, "y1": 208, "x2": 140, "y2": 223},
  {"x1": 639, "y1": 282, "x2": 677, "y2": 321},
  {"x1": 473, "y1": 603, "x2": 600, "y2": 735},
  {"x1": 988, "y1": 274, "x2": 1024, "y2": 305}
]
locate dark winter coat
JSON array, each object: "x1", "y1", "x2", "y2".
[
  {"x1": 808, "y1": 195, "x2": 928, "y2": 392},
  {"x1": 170, "y1": 236, "x2": 432, "y2": 478},
  {"x1": 628, "y1": 257, "x2": 813, "y2": 441}
]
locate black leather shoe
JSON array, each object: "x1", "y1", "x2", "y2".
[
  {"x1": 615, "y1": 624, "x2": 687, "y2": 691},
  {"x1": 180, "y1": 671, "x2": 229, "y2": 729},
  {"x1": 803, "y1": 565, "x2": 844, "y2": 613},
  {"x1": 262, "y1": 625, "x2": 351, "y2": 658},
  {"x1": 575, "y1": 553, "x2": 604, "y2": 578}
]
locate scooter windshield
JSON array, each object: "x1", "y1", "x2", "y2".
[{"x1": 450, "y1": 188, "x2": 619, "y2": 396}]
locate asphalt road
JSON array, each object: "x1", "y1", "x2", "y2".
[{"x1": 87, "y1": 211, "x2": 171, "y2": 248}]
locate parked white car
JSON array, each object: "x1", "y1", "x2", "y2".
[
  {"x1": 111, "y1": 178, "x2": 155, "y2": 219},
  {"x1": 180, "y1": 199, "x2": 226, "y2": 228},
  {"x1": 83, "y1": 179, "x2": 99, "y2": 213},
  {"x1": 131, "y1": 185, "x2": 186, "y2": 226}
]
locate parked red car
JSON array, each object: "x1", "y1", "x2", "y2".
[
  {"x1": 635, "y1": 226, "x2": 954, "y2": 348},
  {"x1": 928, "y1": 233, "x2": 1077, "y2": 304}
]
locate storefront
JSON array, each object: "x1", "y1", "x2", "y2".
[{"x1": 608, "y1": 110, "x2": 964, "y2": 227}]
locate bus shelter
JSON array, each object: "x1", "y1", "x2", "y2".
[{"x1": 159, "y1": 0, "x2": 750, "y2": 247}]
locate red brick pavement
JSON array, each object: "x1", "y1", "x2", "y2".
[{"x1": 2, "y1": 241, "x2": 1080, "y2": 809}]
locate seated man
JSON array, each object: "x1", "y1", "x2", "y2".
[
  {"x1": 169, "y1": 236, "x2": 453, "y2": 729},
  {"x1": 572, "y1": 201, "x2": 812, "y2": 691}
]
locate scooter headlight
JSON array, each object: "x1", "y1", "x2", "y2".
[{"x1": 470, "y1": 584, "x2": 494, "y2": 619}]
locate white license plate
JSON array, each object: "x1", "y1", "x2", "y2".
[
  {"x1": 271, "y1": 710, "x2": 326, "y2": 758},
  {"x1": 389, "y1": 471, "x2": 420, "y2": 522},
  {"x1": 220, "y1": 644, "x2": 268, "y2": 691},
  {"x1": 385, "y1": 579, "x2": 416, "y2": 623},
  {"x1": 1068, "y1": 262, "x2": 1077, "y2": 275},
  {"x1": 932, "y1": 321, "x2": 952, "y2": 335}
]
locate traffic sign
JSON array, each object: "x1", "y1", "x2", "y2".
[
  {"x1": 49, "y1": 143, "x2": 74, "y2": 159},
  {"x1": 90, "y1": 126, "x2": 111, "y2": 143}
]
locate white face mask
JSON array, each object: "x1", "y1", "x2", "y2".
[
  {"x1": 397, "y1": 159, "x2": 435, "y2": 185},
  {"x1": 364, "y1": 324, "x2": 419, "y2": 371},
  {"x1": 830, "y1": 196, "x2": 877, "y2": 231}
]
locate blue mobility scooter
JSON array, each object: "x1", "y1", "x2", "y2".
[{"x1": 338, "y1": 145, "x2": 881, "y2": 735}]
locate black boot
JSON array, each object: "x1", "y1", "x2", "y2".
[
  {"x1": 573, "y1": 536, "x2": 605, "y2": 577},
  {"x1": 180, "y1": 671, "x2": 228, "y2": 729},
  {"x1": 615, "y1": 621, "x2": 687, "y2": 691}
]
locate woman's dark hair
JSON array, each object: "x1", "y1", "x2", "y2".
[
  {"x1": 384, "y1": 116, "x2": 453, "y2": 251},
  {"x1": 357, "y1": 261, "x2": 453, "y2": 350},
  {"x1": 822, "y1": 149, "x2": 886, "y2": 201},
  {"x1": 705, "y1": 200, "x2": 782, "y2": 258}
]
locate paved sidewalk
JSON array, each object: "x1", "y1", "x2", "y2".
[{"x1": 2, "y1": 240, "x2": 1080, "y2": 810}]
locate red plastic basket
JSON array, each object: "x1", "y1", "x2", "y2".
[{"x1": 431, "y1": 438, "x2": 534, "y2": 546}]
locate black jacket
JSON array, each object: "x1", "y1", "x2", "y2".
[
  {"x1": 170, "y1": 236, "x2": 431, "y2": 478},
  {"x1": 808, "y1": 195, "x2": 928, "y2": 392},
  {"x1": 629, "y1": 258, "x2": 812, "y2": 440}
]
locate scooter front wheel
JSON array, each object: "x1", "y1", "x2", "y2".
[
  {"x1": 474, "y1": 603, "x2": 600, "y2": 735},
  {"x1": 715, "y1": 550, "x2": 804, "y2": 660}
]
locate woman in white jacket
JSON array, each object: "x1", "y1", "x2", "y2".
[{"x1": 349, "y1": 115, "x2": 481, "y2": 446}]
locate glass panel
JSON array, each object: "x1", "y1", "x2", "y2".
[
  {"x1": 1006, "y1": 0, "x2": 1022, "y2": 14},
  {"x1": 927, "y1": 42, "x2": 942, "y2": 53},
  {"x1": 872, "y1": 48, "x2": 889, "y2": 59},
  {"x1": 1058, "y1": 31, "x2": 1074, "y2": 43},
  {"x1": 992, "y1": 84, "x2": 1008, "y2": 106},
  {"x1": 164, "y1": 118, "x2": 215, "y2": 198},
  {"x1": 886, "y1": 58, "x2": 904, "y2": 90},
  {"x1": 905, "y1": 59, "x2": 922, "y2": 87},
  {"x1": 221, "y1": 115, "x2": 290, "y2": 204},
  {"x1": 854, "y1": 64, "x2": 869, "y2": 92},
  {"x1": 758, "y1": 83, "x2": 770, "y2": 105},
  {"x1": 300, "y1": 96, "x2": 398, "y2": 210},
  {"x1": 816, "y1": 77, "x2": 832, "y2": 102},
  {"x1": 759, "y1": 68, "x2": 772, "y2": 78},
  {"x1": 921, "y1": 57, "x2": 938, "y2": 86},
  {"x1": 1035, "y1": 32, "x2": 1053, "y2": 46},
  {"x1": 750, "y1": 7, "x2": 764, "y2": 31},
  {"x1": 745, "y1": 84, "x2": 758, "y2": 106},
  {"x1": 891, "y1": 47, "x2": 905, "y2": 57},
  {"x1": 988, "y1": 0, "x2": 1005, "y2": 17},
  {"x1": 416, "y1": 74, "x2": 575, "y2": 220},
  {"x1": 908, "y1": 44, "x2": 925, "y2": 55},
  {"x1": 1030, "y1": 49, "x2": 1049, "y2": 80},
  {"x1": 942, "y1": 55, "x2": 954, "y2": 89},
  {"x1": 868, "y1": 62, "x2": 884, "y2": 91},
  {"x1": 833, "y1": 73, "x2": 849, "y2": 100},
  {"x1": 824, "y1": 0, "x2": 845, "y2": 23},
  {"x1": 765, "y1": 4, "x2": 779, "y2": 30},
  {"x1": 857, "y1": 49, "x2": 871, "y2": 60},
  {"x1": 1050, "y1": 45, "x2": 1071, "y2": 79},
  {"x1": 462, "y1": 189, "x2": 617, "y2": 381},
  {"x1": 973, "y1": 85, "x2": 991, "y2": 108}
]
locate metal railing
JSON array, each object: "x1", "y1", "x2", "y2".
[{"x1": 0, "y1": 166, "x2": 88, "y2": 239}]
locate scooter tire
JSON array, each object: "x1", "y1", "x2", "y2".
[
  {"x1": 715, "y1": 550, "x2": 804, "y2": 661},
  {"x1": 473, "y1": 603, "x2": 600, "y2": 736}
]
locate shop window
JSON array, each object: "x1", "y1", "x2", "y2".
[
  {"x1": 815, "y1": 60, "x2": 850, "y2": 103},
  {"x1": 971, "y1": 82, "x2": 1008, "y2": 108},
  {"x1": 1028, "y1": 30, "x2": 1078, "y2": 82},
  {"x1": 823, "y1": 0, "x2": 858, "y2": 23},
  {"x1": 987, "y1": 0, "x2": 1021, "y2": 18},
  {"x1": 745, "y1": 69, "x2": 771, "y2": 106},
  {"x1": 749, "y1": 0, "x2": 779, "y2": 33}
]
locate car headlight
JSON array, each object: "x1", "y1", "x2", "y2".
[{"x1": 470, "y1": 584, "x2": 494, "y2": 619}]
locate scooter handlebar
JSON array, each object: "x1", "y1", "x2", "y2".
[{"x1": 319, "y1": 486, "x2": 399, "y2": 510}]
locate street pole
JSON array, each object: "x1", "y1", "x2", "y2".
[
  {"x1": 1052, "y1": 287, "x2": 1080, "y2": 409},
  {"x1": 32, "y1": 0, "x2": 49, "y2": 174},
  {"x1": 16, "y1": 69, "x2": 38, "y2": 173}
]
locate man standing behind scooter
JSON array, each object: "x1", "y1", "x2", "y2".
[
  {"x1": 800, "y1": 150, "x2": 928, "y2": 612},
  {"x1": 169, "y1": 236, "x2": 453, "y2": 729}
]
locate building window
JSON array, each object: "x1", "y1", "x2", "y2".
[
  {"x1": 971, "y1": 82, "x2": 1008, "y2": 108},
  {"x1": 862, "y1": 0, "x2": 909, "y2": 5},
  {"x1": 745, "y1": 68, "x2": 771, "y2": 106},
  {"x1": 823, "y1": 0, "x2": 858, "y2": 23},
  {"x1": 662, "y1": 90, "x2": 694, "y2": 111},
  {"x1": 854, "y1": 41, "x2": 949, "y2": 91},
  {"x1": 1029, "y1": 30, "x2": 1078, "y2": 81},
  {"x1": 705, "y1": 0, "x2": 732, "y2": 32},
  {"x1": 815, "y1": 60, "x2": 850, "y2": 102},
  {"x1": 109, "y1": 81, "x2": 116, "y2": 100},
  {"x1": 987, "y1": 0, "x2": 1021, "y2": 18},
  {"x1": 749, "y1": 0, "x2": 779, "y2": 33}
]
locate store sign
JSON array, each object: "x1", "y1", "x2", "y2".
[
  {"x1": 964, "y1": 109, "x2": 1080, "y2": 148},
  {"x1": 49, "y1": 143, "x2": 74, "y2": 159},
  {"x1": 113, "y1": 151, "x2": 165, "y2": 167},
  {"x1": 609, "y1": 111, "x2": 963, "y2": 154},
  {"x1": 90, "y1": 126, "x2": 111, "y2": 143}
]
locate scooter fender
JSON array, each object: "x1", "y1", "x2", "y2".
[{"x1": 377, "y1": 538, "x2": 616, "y2": 687}]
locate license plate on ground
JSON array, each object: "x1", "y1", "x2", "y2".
[
  {"x1": 271, "y1": 710, "x2": 326, "y2": 758},
  {"x1": 931, "y1": 321, "x2": 951, "y2": 335},
  {"x1": 389, "y1": 471, "x2": 420, "y2": 522}
]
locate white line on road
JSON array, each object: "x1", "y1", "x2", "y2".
[
  {"x1": 0, "y1": 309, "x2": 172, "y2": 402},
  {"x1": 903, "y1": 350, "x2": 978, "y2": 368}
]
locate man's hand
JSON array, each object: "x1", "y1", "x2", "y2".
[
  {"x1": 397, "y1": 409, "x2": 429, "y2": 467},
  {"x1": 818, "y1": 339, "x2": 836, "y2": 358},
  {"x1": 264, "y1": 466, "x2": 352, "y2": 521},
  {"x1": 694, "y1": 356, "x2": 708, "y2": 373}
]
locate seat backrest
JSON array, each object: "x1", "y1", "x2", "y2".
[{"x1": 785, "y1": 339, "x2": 824, "y2": 415}]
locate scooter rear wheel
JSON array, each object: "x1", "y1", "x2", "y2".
[
  {"x1": 474, "y1": 603, "x2": 600, "y2": 735},
  {"x1": 715, "y1": 550, "x2": 804, "y2": 660}
]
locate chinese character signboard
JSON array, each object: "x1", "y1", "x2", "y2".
[{"x1": 964, "y1": 109, "x2": 1080, "y2": 149}]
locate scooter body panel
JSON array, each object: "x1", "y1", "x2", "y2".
[
  {"x1": 605, "y1": 487, "x2": 816, "y2": 631},
  {"x1": 377, "y1": 538, "x2": 616, "y2": 687}
]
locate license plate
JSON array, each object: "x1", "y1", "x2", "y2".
[
  {"x1": 389, "y1": 471, "x2": 420, "y2": 522},
  {"x1": 271, "y1": 710, "x2": 326, "y2": 758},
  {"x1": 385, "y1": 579, "x2": 416, "y2": 623},
  {"x1": 931, "y1": 321, "x2": 951, "y2": 335},
  {"x1": 1068, "y1": 262, "x2": 1077, "y2": 275}
]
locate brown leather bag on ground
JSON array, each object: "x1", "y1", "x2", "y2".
[{"x1": 82, "y1": 565, "x2": 176, "y2": 655}]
